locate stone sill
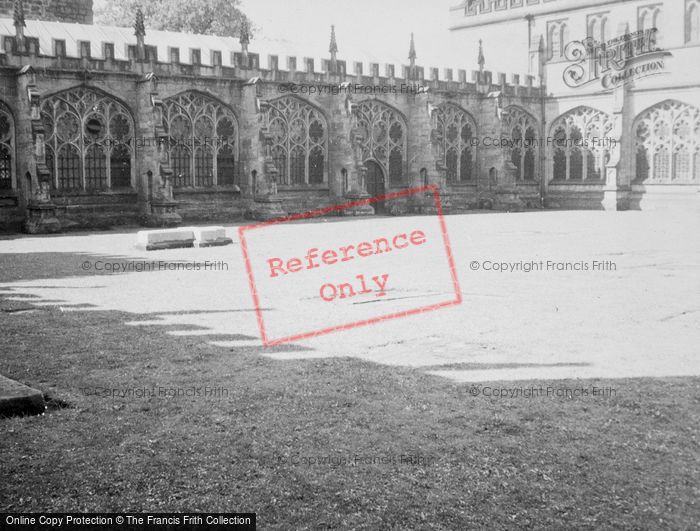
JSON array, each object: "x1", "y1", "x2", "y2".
[
  {"x1": 446, "y1": 182, "x2": 477, "y2": 188},
  {"x1": 52, "y1": 188, "x2": 137, "y2": 197},
  {"x1": 174, "y1": 187, "x2": 243, "y2": 194},
  {"x1": 277, "y1": 186, "x2": 330, "y2": 192},
  {"x1": 549, "y1": 180, "x2": 605, "y2": 186},
  {"x1": 631, "y1": 182, "x2": 700, "y2": 188}
]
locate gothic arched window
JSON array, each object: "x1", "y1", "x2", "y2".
[
  {"x1": 0, "y1": 101, "x2": 14, "y2": 190},
  {"x1": 548, "y1": 20, "x2": 568, "y2": 60},
  {"x1": 42, "y1": 87, "x2": 134, "y2": 190},
  {"x1": 162, "y1": 91, "x2": 239, "y2": 188},
  {"x1": 353, "y1": 99, "x2": 407, "y2": 186},
  {"x1": 264, "y1": 96, "x2": 328, "y2": 186},
  {"x1": 639, "y1": 5, "x2": 661, "y2": 32},
  {"x1": 549, "y1": 107, "x2": 613, "y2": 182},
  {"x1": 587, "y1": 14, "x2": 608, "y2": 43},
  {"x1": 434, "y1": 103, "x2": 475, "y2": 183},
  {"x1": 634, "y1": 100, "x2": 700, "y2": 183},
  {"x1": 502, "y1": 106, "x2": 539, "y2": 181},
  {"x1": 687, "y1": 1, "x2": 700, "y2": 43}
]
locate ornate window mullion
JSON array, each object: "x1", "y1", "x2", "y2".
[
  {"x1": 189, "y1": 135, "x2": 196, "y2": 188},
  {"x1": 384, "y1": 135, "x2": 390, "y2": 177},
  {"x1": 285, "y1": 141, "x2": 291, "y2": 185},
  {"x1": 52, "y1": 137, "x2": 58, "y2": 189},
  {"x1": 213, "y1": 145, "x2": 218, "y2": 187},
  {"x1": 105, "y1": 144, "x2": 112, "y2": 189},
  {"x1": 304, "y1": 138, "x2": 309, "y2": 185},
  {"x1": 104, "y1": 110, "x2": 111, "y2": 190},
  {"x1": 80, "y1": 130, "x2": 86, "y2": 190}
]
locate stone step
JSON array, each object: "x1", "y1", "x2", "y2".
[
  {"x1": 0, "y1": 374, "x2": 45, "y2": 417},
  {"x1": 135, "y1": 228, "x2": 196, "y2": 251},
  {"x1": 135, "y1": 226, "x2": 233, "y2": 250},
  {"x1": 188, "y1": 226, "x2": 234, "y2": 247}
]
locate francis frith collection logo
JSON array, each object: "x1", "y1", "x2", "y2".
[{"x1": 563, "y1": 28, "x2": 672, "y2": 90}]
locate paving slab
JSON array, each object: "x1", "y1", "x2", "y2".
[{"x1": 0, "y1": 374, "x2": 45, "y2": 417}]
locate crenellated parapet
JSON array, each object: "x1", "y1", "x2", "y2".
[{"x1": 0, "y1": 41, "x2": 543, "y2": 100}]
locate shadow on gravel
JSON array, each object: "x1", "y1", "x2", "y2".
[{"x1": 0, "y1": 252, "x2": 207, "y2": 283}]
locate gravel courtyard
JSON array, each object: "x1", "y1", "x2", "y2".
[
  {"x1": 1, "y1": 209, "x2": 699, "y2": 527},
  {"x1": 1, "y1": 210, "x2": 698, "y2": 383}
]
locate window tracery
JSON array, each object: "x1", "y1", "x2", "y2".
[
  {"x1": 264, "y1": 96, "x2": 327, "y2": 185},
  {"x1": 42, "y1": 87, "x2": 134, "y2": 190},
  {"x1": 353, "y1": 100, "x2": 407, "y2": 185},
  {"x1": 433, "y1": 103, "x2": 476, "y2": 183},
  {"x1": 550, "y1": 107, "x2": 613, "y2": 182},
  {"x1": 634, "y1": 100, "x2": 700, "y2": 183},
  {"x1": 162, "y1": 91, "x2": 239, "y2": 187},
  {"x1": 502, "y1": 106, "x2": 538, "y2": 181}
]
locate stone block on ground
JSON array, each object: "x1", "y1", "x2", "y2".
[
  {"x1": 0, "y1": 374, "x2": 45, "y2": 417},
  {"x1": 189, "y1": 226, "x2": 233, "y2": 247},
  {"x1": 136, "y1": 228, "x2": 196, "y2": 251}
]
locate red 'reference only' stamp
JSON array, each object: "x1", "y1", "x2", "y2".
[{"x1": 239, "y1": 185, "x2": 462, "y2": 346}]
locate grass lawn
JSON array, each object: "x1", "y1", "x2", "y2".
[{"x1": 1, "y1": 295, "x2": 699, "y2": 529}]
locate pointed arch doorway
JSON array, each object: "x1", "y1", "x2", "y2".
[{"x1": 365, "y1": 160, "x2": 386, "y2": 214}]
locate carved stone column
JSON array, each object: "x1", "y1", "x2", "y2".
[
  {"x1": 479, "y1": 93, "x2": 525, "y2": 211},
  {"x1": 140, "y1": 73, "x2": 182, "y2": 227},
  {"x1": 19, "y1": 66, "x2": 60, "y2": 233},
  {"x1": 339, "y1": 109, "x2": 374, "y2": 216},
  {"x1": 246, "y1": 100, "x2": 288, "y2": 220},
  {"x1": 602, "y1": 79, "x2": 628, "y2": 211}
]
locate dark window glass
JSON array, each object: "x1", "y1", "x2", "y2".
[
  {"x1": 460, "y1": 148, "x2": 473, "y2": 181},
  {"x1": 110, "y1": 145, "x2": 131, "y2": 188},
  {"x1": 586, "y1": 151, "x2": 600, "y2": 180},
  {"x1": 195, "y1": 146, "x2": 214, "y2": 186},
  {"x1": 272, "y1": 146, "x2": 287, "y2": 183},
  {"x1": 309, "y1": 147, "x2": 324, "y2": 184},
  {"x1": 85, "y1": 144, "x2": 107, "y2": 189},
  {"x1": 290, "y1": 146, "x2": 305, "y2": 185},
  {"x1": 389, "y1": 148, "x2": 403, "y2": 184},
  {"x1": 217, "y1": 144, "x2": 236, "y2": 185},
  {"x1": 570, "y1": 150, "x2": 583, "y2": 180},
  {"x1": 524, "y1": 149, "x2": 535, "y2": 180},
  {"x1": 171, "y1": 145, "x2": 192, "y2": 187},
  {"x1": 553, "y1": 149, "x2": 567, "y2": 180},
  {"x1": 58, "y1": 144, "x2": 81, "y2": 190},
  {"x1": 0, "y1": 145, "x2": 11, "y2": 189},
  {"x1": 446, "y1": 149, "x2": 458, "y2": 183}
]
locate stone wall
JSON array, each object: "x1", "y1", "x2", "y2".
[
  {"x1": 0, "y1": 25, "x2": 696, "y2": 233},
  {"x1": 0, "y1": 0, "x2": 93, "y2": 24}
]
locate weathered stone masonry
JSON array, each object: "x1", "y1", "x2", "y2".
[
  {"x1": 3, "y1": 1, "x2": 696, "y2": 233},
  {"x1": 0, "y1": 10, "x2": 547, "y2": 232}
]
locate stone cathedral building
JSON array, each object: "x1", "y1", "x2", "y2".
[{"x1": 0, "y1": 0, "x2": 697, "y2": 233}]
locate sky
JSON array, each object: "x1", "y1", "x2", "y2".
[
  {"x1": 87, "y1": 0, "x2": 527, "y2": 76},
  {"x1": 238, "y1": 0, "x2": 485, "y2": 73}
]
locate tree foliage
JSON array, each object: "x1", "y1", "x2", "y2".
[{"x1": 94, "y1": 0, "x2": 254, "y2": 38}]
